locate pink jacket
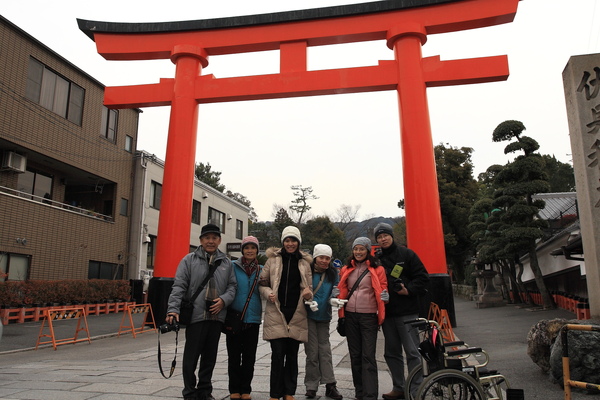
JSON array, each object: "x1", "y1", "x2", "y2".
[{"x1": 337, "y1": 259, "x2": 388, "y2": 325}]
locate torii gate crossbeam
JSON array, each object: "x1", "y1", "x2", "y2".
[{"x1": 79, "y1": 0, "x2": 519, "y2": 323}]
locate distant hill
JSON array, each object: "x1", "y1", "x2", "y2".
[{"x1": 338, "y1": 216, "x2": 404, "y2": 242}]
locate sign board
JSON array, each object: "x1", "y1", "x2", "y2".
[
  {"x1": 333, "y1": 259, "x2": 342, "y2": 268},
  {"x1": 226, "y1": 243, "x2": 242, "y2": 252}
]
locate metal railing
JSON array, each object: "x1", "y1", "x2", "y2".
[{"x1": 0, "y1": 185, "x2": 113, "y2": 222}]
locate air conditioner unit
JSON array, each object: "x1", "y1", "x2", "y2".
[{"x1": 1, "y1": 152, "x2": 26, "y2": 173}]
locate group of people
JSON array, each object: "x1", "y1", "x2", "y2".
[{"x1": 165, "y1": 222, "x2": 430, "y2": 400}]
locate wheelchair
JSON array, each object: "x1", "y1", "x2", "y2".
[{"x1": 404, "y1": 318, "x2": 521, "y2": 400}]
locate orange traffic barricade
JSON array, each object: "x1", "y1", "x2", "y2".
[
  {"x1": 118, "y1": 303, "x2": 156, "y2": 338},
  {"x1": 35, "y1": 306, "x2": 91, "y2": 350}
]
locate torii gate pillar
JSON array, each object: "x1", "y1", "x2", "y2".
[
  {"x1": 389, "y1": 26, "x2": 451, "y2": 317},
  {"x1": 146, "y1": 46, "x2": 208, "y2": 321}
]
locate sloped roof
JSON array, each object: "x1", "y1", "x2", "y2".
[{"x1": 532, "y1": 192, "x2": 577, "y2": 220}]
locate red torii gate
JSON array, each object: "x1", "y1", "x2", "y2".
[{"x1": 79, "y1": 0, "x2": 519, "y2": 321}]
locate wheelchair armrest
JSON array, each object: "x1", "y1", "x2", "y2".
[
  {"x1": 444, "y1": 340, "x2": 465, "y2": 347},
  {"x1": 446, "y1": 347, "x2": 482, "y2": 357}
]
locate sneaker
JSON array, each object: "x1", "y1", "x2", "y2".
[
  {"x1": 231, "y1": 394, "x2": 241, "y2": 400},
  {"x1": 305, "y1": 390, "x2": 317, "y2": 399},
  {"x1": 241, "y1": 395, "x2": 252, "y2": 400}
]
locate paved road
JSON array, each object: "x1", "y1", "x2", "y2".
[{"x1": 0, "y1": 297, "x2": 593, "y2": 399}]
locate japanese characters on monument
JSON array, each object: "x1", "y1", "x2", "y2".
[
  {"x1": 577, "y1": 65, "x2": 600, "y2": 207},
  {"x1": 563, "y1": 54, "x2": 600, "y2": 316}
]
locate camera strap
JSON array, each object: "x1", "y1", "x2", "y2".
[{"x1": 157, "y1": 328, "x2": 179, "y2": 379}]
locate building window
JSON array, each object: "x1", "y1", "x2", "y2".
[
  {"x1": 0, "y1": 253, "x2": 30, "y2": 281},
  {"x1": 236, "y1": 219, "x2": 243, "y2": 240},
  {"x1": 150, "y1": 181, "x2": 162, "y2": 209},
  {"x1": 146, "y1": 235, "x2": 156, "y2": 270},
  {"x1": 120, "y1": 198, "x2": 129, "y2": 216},
  {"x1": 88, "y1": 260, "x2": 123, "y2": 280},
  {"x1": 101, "y1": 106, "x2": 118, "y2": 142},
  {"x1": 125, "y1": 135, "x2": 133, "y2": 152},
  {"x1": 17, "y1": 168, "x2": 53, "y2": 201},
  {"x1": 26, "y1": 57, "x2": 84, "y2": 125},
  {"x1": 208, "y1": 207, "x2": 225, "y2": 233},
  {"x1": 192, "y1": 200, "x2": 201, "y2": 225}
]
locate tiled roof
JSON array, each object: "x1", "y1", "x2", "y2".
[{"x1": 532, "y1": 192, "x2": 577, "y2": 220}]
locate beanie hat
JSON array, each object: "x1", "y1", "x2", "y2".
[
  {"x1": 200, "y1": 223, "x2": 221, "y2": 238},
  {"x1": 313, "y1": 244, "x2": 333, "y2": 258},
  {"x1": 352, "y1": 237, "x2": 372, "y2": 252},
  {"x1": 241, "y1": 236, "x2": 259, "y2": 251},
  {"x1": 373, "y1": 222, "x2": 394, "y2": 240},
  {"x1": 281, "y1": 226, "x2": 302, "y2": 244}
]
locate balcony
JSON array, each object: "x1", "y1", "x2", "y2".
[{"x1": 0, "y1": 185, "x2": 113, "y2": 222}]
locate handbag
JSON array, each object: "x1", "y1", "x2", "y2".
[
  {"x1": 222, "y1": 267, "x2": 260, "y2": 334},
  {"x1": 178, "y1": 259, "x2": 220, "y2": 326},
  {"x1": 222, "y1": 308, "x2": 244, "y2": 334},
  {"x1": 337, "y1": 267, "x2": 370, "y2": 337}
]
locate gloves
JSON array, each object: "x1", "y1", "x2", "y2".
[
  {"x1": 305, "y1": 300, "x2": 319, "y2": 312},
  {"x1": 380, "y1": 289, "x2": 390, "y2": 302},
  {"x1": 329, "y1": 298, "x2": 348, "y2": 308},
  {"x1": 331, "y1": 287, "x2": 340, "y2": 298}
]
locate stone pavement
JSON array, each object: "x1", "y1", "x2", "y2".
[{"x1": 0, "y1": 297, "x2": 595, "y2": 399}]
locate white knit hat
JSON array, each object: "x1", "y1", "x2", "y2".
[
  {"x1": 281, "y1": 226, "x2": 302, "y2": 244},
  {"x1": 313, "y1": 244, "x2": 332, "y2": 258}
]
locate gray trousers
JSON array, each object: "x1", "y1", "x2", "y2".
[
  {"x1": 381, "y1": 313, "x2": 422, "y2": 393},
  {"x1": 304, "y1": 318, "x2": 336, "y2": 391}
]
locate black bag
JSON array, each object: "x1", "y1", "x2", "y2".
[
  {"x1": 178, "y1": 299, "x2": 194, "y2": 326},
  {"x1": 336, "y1": 317, "x2": 346, "y2": 337},
  {"x1": 222, "y1": 266, "x2": 260, "y2": 335},
  {"x1": 222, "y1": 308, "x2": 244, "y2": 334}
]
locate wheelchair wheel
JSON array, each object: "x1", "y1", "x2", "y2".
[
  {"x1": 405, "y1": 364, "x2": 423, "y2": 400},
  {"x1": 416, "y1": 369, "x2": 485, "y2": 400}
]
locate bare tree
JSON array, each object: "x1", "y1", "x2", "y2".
[{"x1": 335, "y1": 204, "x2": 361, "y2": 232}]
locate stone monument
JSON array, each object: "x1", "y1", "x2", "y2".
[{"x1": 563, "y1": 54, "x2": 600, "y2": 319}]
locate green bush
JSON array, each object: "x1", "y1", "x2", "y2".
[
  {"x1": 0, "y1": 279, "x2": 132, "y2": 307},
  {"x1": 463, "y1": 262, "x2": 477, "y2": 287}
]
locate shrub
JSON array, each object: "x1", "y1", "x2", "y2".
[{"x1": 0, "y1": 279, "x2": 132, "y2": 307}]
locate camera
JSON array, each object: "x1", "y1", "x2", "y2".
[
  {"x1": 159, "y1": 321, "x2": 180, "y2": 334},
  {"x1": 392, "y1": 278, "x2": 404, "y2": 292}
]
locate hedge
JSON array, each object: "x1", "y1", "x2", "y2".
[{"x1": 0, "y1": 279, "x2": 132, "y2": 307}]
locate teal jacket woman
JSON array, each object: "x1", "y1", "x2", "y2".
[{"x1": 230, "y1": 258, "x2": 263, "y2": 324}]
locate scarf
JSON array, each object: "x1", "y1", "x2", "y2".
[{"x1": 242, "y1": 257, "x2": 258, "y2": 276}]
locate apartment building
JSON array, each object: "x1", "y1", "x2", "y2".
[
  {"x1": 0, "y1": 15, "x2": 140, "y2": 281},
  {"x1": 129, "y1": 151, "x2": 251, "y2": 282},
  {"x1": 0, "y1": 16, "x2": 251, "y2": 284}
]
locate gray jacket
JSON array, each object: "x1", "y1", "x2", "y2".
[{"x1": 167, "y1": 247, "x2": 236, "y2": 324}]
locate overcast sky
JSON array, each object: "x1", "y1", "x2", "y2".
[{"x1": 2, "y1": 1, "x2": 599, "y2": 222}]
